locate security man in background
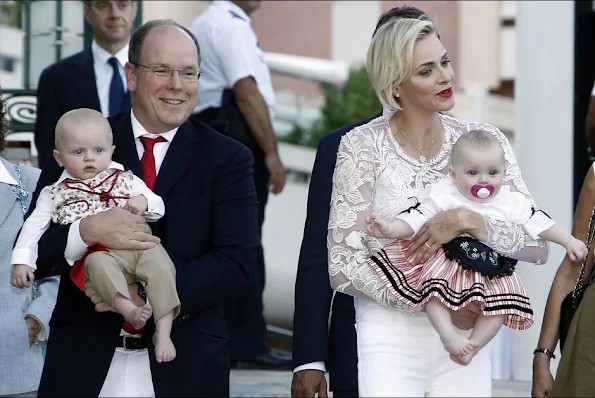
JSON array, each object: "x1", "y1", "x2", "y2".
[{"x1": 190, "y1": 0, "x2": 289, "y2": 369}]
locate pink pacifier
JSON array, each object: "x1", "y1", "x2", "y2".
[{"x1": 471, "y1": 184, "x2": 494, "y2": 199}]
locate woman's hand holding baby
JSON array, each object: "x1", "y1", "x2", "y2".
[{"x1": 125, "y1": 195, "x2": 149, "y2": 215}]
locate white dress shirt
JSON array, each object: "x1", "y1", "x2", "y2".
[
  {"x1": 64, "y1": 110, "x2": 178, "y2": 265},
  {"x1": 190, "y1": 0, "x2": 275, "y2": 121},
  {"x1": 92, "y1": 40, "x2": 129, "y2": 117},
  {"x1": 11, "y1": 161, "x2": 165, "y2": 269}
]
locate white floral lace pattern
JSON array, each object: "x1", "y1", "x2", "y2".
[{"x1": 327, "y1": 113, "x2": 549, "y2": 308}]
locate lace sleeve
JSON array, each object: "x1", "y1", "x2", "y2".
[
  {"x1": 482, "y1": 124, "x2": 549, "y2": 264},
  {"x1": 327, "y1": 131, "x2": 390, "y2": 301}
]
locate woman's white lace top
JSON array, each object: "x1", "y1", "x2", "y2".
[{"x1": 327, "y1": 113, "x2": 548, "y2": 309}]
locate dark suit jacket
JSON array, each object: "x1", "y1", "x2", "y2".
[
  {"x1": 31, "y1": 111, "x2": 259, "y2": 397},
  {"x1": 292, "y1": 115, "x2": 377, "y2": 393},
  {"x1": 34, "y1": 48, "x2": 129, "y2": 167}
]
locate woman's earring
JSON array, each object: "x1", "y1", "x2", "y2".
[{"x1": 396, "y1": 94, "x2": 400, "y2": 98}]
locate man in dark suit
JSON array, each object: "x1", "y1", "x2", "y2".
[
  {"x1": 31, "y1": 19, "x2": 259, "y2": 397},
  {"x1": 34, "y1": 0, "x2": 136, "y2": 167},
  {"x1": 291, "y1": 6, "x2": 433, "y2": 398}
]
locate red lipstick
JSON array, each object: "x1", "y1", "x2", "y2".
[{"x1": 437, "y1": 88, "x2": 452, "y2": 98}]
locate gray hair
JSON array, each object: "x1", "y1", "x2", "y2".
[
  {"x1": 128, "y1": 19, "x2": 201, "y2": 66},
  {"x1": 451, "y1": 130, "x2": 504, "y2": 167},
  {"x1": 367, "y1": 15, "x2": 437, "y2": 112}
]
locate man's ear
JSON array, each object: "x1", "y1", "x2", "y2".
[{"x1": 53, "y1": 149, "x2": 64, "y2": 167}]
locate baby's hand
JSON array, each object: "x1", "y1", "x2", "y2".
[
  {"x1": 125, "y1": 195, "x2": 149, "y2": 215},
  {"x1": 11, "y1": 264, "x2": 35, "y2": 289},
  {"x1": 566, "y1": 238, "x2": 588, "y2": 262},
  {"x1": 366, "y1": 214, "x2": 392, "y2": 238}
]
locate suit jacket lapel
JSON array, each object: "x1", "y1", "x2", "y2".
[
  {"x1": 0, "y1": 159, "x2": 21, "y2": 226},
  {"x1": 73, "y1": 49, "x2": 102, "y2": 111},
  {"x1": 154, "y1": 120, "x2": 200, "y2": 200},
  {"x1": 111, "y1": 112, "x2": 142, "y2": 177}
]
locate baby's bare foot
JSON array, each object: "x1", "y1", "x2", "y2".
[
  {"x1": 153, "y1": 332, "x2": 176, "y2": 363},
  {"x1": 441, "y1": 335, "x2": 478, "y2": 357},
  {"x1": 449, "y1": 341, "x2": 480, "y2": 365},
  {"x1": 124, "y1": 303, "x2": 152, "y2": 329}
]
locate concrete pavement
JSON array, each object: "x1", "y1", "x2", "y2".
[{"x1": 230, "y1": 370, "x2": 533, "y2": 397}]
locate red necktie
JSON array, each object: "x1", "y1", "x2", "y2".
[
  {"x1": 122, "y1": 135, "x2": 167, "y2": 335},
  {"x1": 139, "y1": 135, "x2": 167, "y2": 191}
]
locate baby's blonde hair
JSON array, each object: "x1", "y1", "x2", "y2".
[
  {"x1": 451, "y1": 130, "x2": 504, "y2": 168},
  {"x1": 366, "y1": 15, "x2": 437, "y2": 112},
  {"x1": 54, "y1": 108, "x2": 112, "y2": 150}
]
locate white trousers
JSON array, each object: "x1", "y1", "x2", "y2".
[
  {"x1": 99, "y1": 348, "x2": 155, "y2": 397},
  {"x1": 355, "y1": 298, "x2": 492, "y2": 397}
]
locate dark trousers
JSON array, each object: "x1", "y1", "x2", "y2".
[
  {"x1": 225, "y1": 153, "x2": 270, "y2": 360},
  {"x1": 332, "y1": 390, "x2": 359, "y2": 398}
]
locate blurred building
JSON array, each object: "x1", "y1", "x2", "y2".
[{"x1": 0, "y1": 13, "x2": 24, "y2": 88}]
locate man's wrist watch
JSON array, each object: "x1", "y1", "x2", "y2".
[{"x1": 136, "y1": 282, "x2": 147, "y2": 303}]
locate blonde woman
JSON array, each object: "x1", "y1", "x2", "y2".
[{"x1": 328, "y1": 16, "x2": 548, "y2": 396}]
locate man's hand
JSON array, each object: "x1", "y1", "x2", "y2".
[
  {"x1": 25, "y1": 316, "x2": 41, "y2": 345},
  {"x1": 406, "y1": 209, "x2": 468, "y2": 264},
  {"x1": 125, "y1": 195, "x2": 149, "y2": 215},
  {"x1": 80, "y1": 207, "x2": 160, "y2": 250},
  {"x1": 291, "y1": 370, "x2": 328, "y2": 398},
  {"x1": 84, "y1": 279, "x2": 145, "y2": 312},
  {"x1": 265, "y1": 153, "x2": 286, "y2": 195},
  {"x1": 451, "y1": 302, "x2": 481, "y2": 330}
]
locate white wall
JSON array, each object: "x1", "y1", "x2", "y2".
[
  {"x1": 513, "y1": 0, "x2": 575, "y2": 382},
  {"x1": 262, "y1": 143, "x2": 316, "y2": 330},
  {"x1": 142, "y1": 0, "x2": 210, "y2": 28},
  {"x1": 331, "y1": 1, "x2": 380, "y2": 66}
]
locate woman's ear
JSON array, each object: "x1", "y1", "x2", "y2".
[{"x1": 392, "y1": 85, "x2": 400, "y2": 98}]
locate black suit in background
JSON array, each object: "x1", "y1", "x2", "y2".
[
  {"x1": 34, "y1": 48, "x2": 130, "y2": 167},
  {"x1": 32, "y1": 111, "x2": 259, "y2": 397},
  {"x1": 292, "y1": 115, "x2": 377, "y2": 396}
]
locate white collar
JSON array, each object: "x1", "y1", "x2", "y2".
[
  {"x1": 382, "y1": 107, "x2": 393, "y2": 116},
  {"x1": 53, "y1": 161, "x2": 125, "y2": 187},
  {"x1": 0, "y1": 159, "x2": 18, "y2": 185},
  {"x1": 131, "y1": 110, "x2": 179, "y2": 142},
  {"x1": 213, "y1": 1, "x2": 251, "y2": 22},
  {"x1": 91, "y1": 40, "x2": 129, "y2": 69}
]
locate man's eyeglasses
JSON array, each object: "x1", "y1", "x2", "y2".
[{"x1": 132, "y1": 63, "x2": 201, "y2": 81}]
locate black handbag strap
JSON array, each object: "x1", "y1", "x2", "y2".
[{"x1": 572, "y1": 207, "x2": 595, "y2": 308}]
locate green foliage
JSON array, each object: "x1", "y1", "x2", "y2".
[
  {"x1": 281, "y1": 66, "x2": 381, "y2": 148},
  {"x1": 0, "y1": 1, "x2": 23, "y2": 29}
]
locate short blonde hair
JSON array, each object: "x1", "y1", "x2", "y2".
[
  {"x1": 451, "y1": 130, "x2": 504, "y2": 167},
  {"x1": 367, "y1": 15, "x2": 437, "y2": 111},
  {"x1": 54, "y1": 108, "x2": 112, "y2": 150}
]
